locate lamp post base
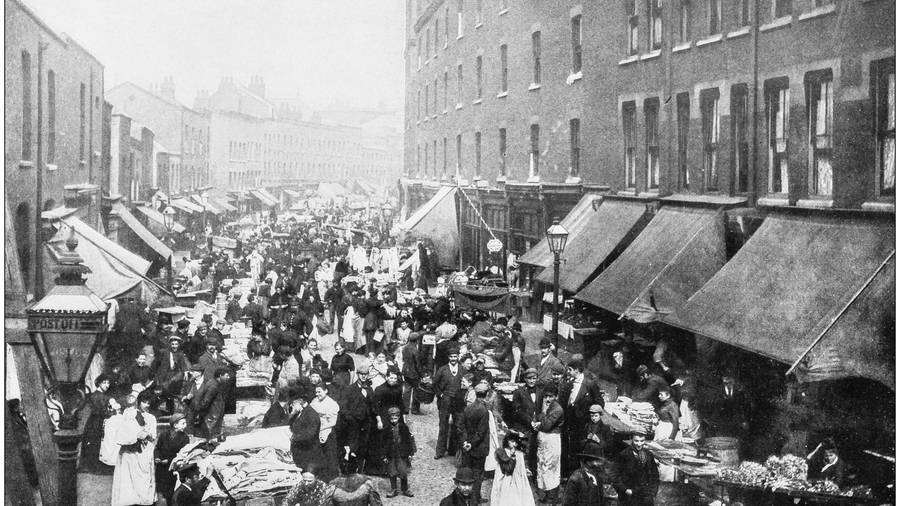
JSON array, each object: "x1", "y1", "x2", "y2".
[{"x1": 53, "y1": 428, "x2": 83, "y2": 505}]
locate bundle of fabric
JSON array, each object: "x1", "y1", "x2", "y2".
[
  {"x1": 202, "y1": 449, "x2": 301, "y2": 501},
  {"x1": 623, "y1": 402, "x2": 659, "y2": 433},
  {"x1": 168, "y1": 439, "x2": 218, "y2": 472}
]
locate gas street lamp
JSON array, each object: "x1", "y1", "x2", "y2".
[
  {"x1": 163, "y1": 204, "x2": 176, "y2": 289},
  {"x1": 27, "y1": 231, "x2": 108, "y2": 504},
  {"x1": 546, "y1": 217, "x2": 569, "y2": 349}
]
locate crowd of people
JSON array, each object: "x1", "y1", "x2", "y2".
[{"x1": 49, "y1": 209, "x2": 775, "y2": 506}]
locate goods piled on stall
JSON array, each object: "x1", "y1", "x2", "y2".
[{"x1": 716, "y1": 455, "x2": 875, "y2": 500}]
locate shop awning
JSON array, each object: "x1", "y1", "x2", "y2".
[
  {"x1": 518, "y1": 194, "x2": 602, "y2": 269},
  {"x1": 536, "y1": 198, "x2": 649, "y2": 292},
  {"x1": 397, "y1": 185, "x2": 458, "y2": 269},
  {"x1": 209, "y1": 197, "x2": 238, "y2": 212},
  {"x1": 284, "y1": 189, "x2": 302, "y2": 198},
  {"x1": 249, "y1": 189, "x2": 278, "y2": 207},
  {"x1": 170, "y1": 198, "x2": 203, "y2": 214},
  {"x1": 665, "y1": 213, "x2": 895, "y2": 388},
  {"x1": 317, "y1": 182, "x2": 349, "y2": 199},
  {"x1": 188, "y1": 194, "x2": 222, "y2": 215},
  {"x1": 111, "y1": 202, "x2": 173, "y2": 260},
  {"x1": 257, "y1": 188, "x2": 280, "y2": 206},
  {"x1": 576, "y1": 207, "x2": 726, "y2": 321},
  {"x1": 135, "y1": 205, "x2": 186, "y2": 234}
]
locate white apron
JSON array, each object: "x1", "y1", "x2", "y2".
[
  {"x1": 490, "y1": 451, "x2": 537, "y2": 506},
  {"x1": 536, "y1": 432, "x2": 561, "y2": 491}
]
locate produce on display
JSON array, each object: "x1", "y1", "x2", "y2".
[{"x1": 718, "y1": 454, "x2": 873, "y2": 499}]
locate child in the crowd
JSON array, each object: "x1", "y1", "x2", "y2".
[{"x1": 381, "y1": 406, "x2": 416, "y2": 498}]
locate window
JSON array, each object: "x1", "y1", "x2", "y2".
[
  {"x1": 426, "y1": 28, "x2": 432, "y2": 60},
  {"x1": 500, "y1": 0, "x2": 508, "y2": 11},
  {"x1": 425, "y1": 83, "x2": 430, "y2": 116},
  {"x1": 532, "y1": 31, "x2": 541, "y2": 85},
  {"x1": 677, "y1": 93, "x2": 691, "y2": 189},
  {"x1": 433, "y1": 139, "x2": 438, "y2": 175},
  {"x1": 499, "y1": 128, "x2": 507, "y2": 176},
  {"x1": 417, "y1": 37, "x2": 422, "y2": 69},
  {"x1": 530, "y1": 124, "x2": 540, "y2": 178},
  {"x1": 806, "y1": 70, "x2": 833, "y2": 196},
  {"x1": 571, "y1": 15, "x2": 583, "y2": 73},
  {"x1": 774, "y1": 0, "x2": 792, "y2": 18},
  {"x1": 500, "y1": 45, "x2": 508, "y2": 92},
  {"x1": 417, "y1": 89, "x2": 421, "y2": 120},
  {"x1": 434, "y1": 77, "x2": 439, "y2": 115},
  {"x1": 701, "y1": 88, "x2": 720, "y2": 190},
  {"x1": 623, "y1": 101, "x2": 637, "y2": 188},
  {"x1": 570, "y1": 119, "x2": 581, "y2": 178},
  {"x1": 47, "y1": 70, "x2": 56, "y2": 163},
  {"x1": 434, "y1": 19, "x2": 439, "y2": 56},
  {"x1": 731, "y1": 84, "x2": 750, "y2": 193},
  {"x1": 765, "y1": 78, "x2": 790, "y2": 193},
  {"x1": 425, "y1": 143, "x2": 429, "y2": 178},
  {"x1": 475, "y1": 131, "x2": 482, "y2": 178},
  {"x1": 627, "y1": 0, "x2": 639, "y2": 56},
  {"x1": 648, "y1": 0, "x2": 662, "y2": 50},
  {"x1": 645, "y1": 99, "x2": 660, "y2": 189},
  {"x1": 708, "y1": 0, "x2": 722, "y2": 35},
  {"x1": 476, "y1": 0, "x2": 483, "y2": 25},
  {"x1": 443, "y1": 137, "x2": 448, "y2": 175},
  {"x1": 738, "y1": 0, "x2": 750, "y2": 26},
  {"x1": 444, "y1": 71, "x2": 449, "y2": 110},
  {"x1": 678, "y1": 0, "x2": 691, "y2": 43},
  {"x1": 457, "y1": 64, "x2": 464, "y2": 105},
  {"x1": 417, "y1": 145, "x2": 421, "y2": 174},
  {"x1": 21, "y1": 50, "x2": 32, "y2": 160},
  {"x1": 456, "y1": 134, "x2": 463, "y2": 172},
  {"x1": 457, "y1": 0, "x2": 464, "y2": 38},
  {"x1": 872, "y1": 58, "x2": 895, "y2": 196},
  {"x1": 445, "y1": 6, "x2": 450, "y2": 44},
  {"x1": 476, "y1": 55, "x2": 483, "y2": 99}
]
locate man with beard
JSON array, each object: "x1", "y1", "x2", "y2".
[
  {"x1": 433, "y1": 346, "x2": 463, "y2": 459},
  {"x1": 336, "y1": 368, "x2": 374, "y2": 474}
]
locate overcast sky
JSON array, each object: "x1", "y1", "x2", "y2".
[{"x1": 23, "y1": 0, "x2": 406, "y2": 111}]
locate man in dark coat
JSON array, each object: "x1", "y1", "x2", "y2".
[
  {"x1": 290, "y1": 396, "x2": 326, "y2": 476},
  {"x1": 336, "y1": 368, "x2": 374, "y2": 474},
  {"x1": 197, "y1": 367, "x2": 230, "y2": 439},
  {"x1": 458, "y1": 383, "x2": 490, "y2": 504},
  {"x1": 363, "y1": 295, "x2": 383, "y2": 355},
  {"x1": 439, "y1": 467, "x2": 478, "y2": 506},
  {"x1": 614, "y1": 433, "x2": 659, "y2": 506},
  {"x1": 242, "y1": 295, "x2": 265, "y2": 334},
  {"x1": 81, "y1": 374, "x2": 112, "y2": 472},
  {"x1": 561, "y1": 440, "x2": 613, "y2": 506},
  {"x1": 329, "y1": 341, "x2": 355, "y2": 387},
  {"x1": 156, "y1": 413, "x2": 191, "y2": 504},
  {"x1": 511, "y1": 367, "x2": 543, "y2": 477},
  {"x1": 559, "y1": 359, "x2": 606, "y2": 475},
  {"x1": 261, "y1": 389, "x2": 292, "y2": 428},
  {"x1": 535, "y1": 337, "x2": 564, "y2": 387},
  {"x1": 153, "y1": 335, "x2": 192, "y2": 414},
  {"x1": 224, "y1": 294, "x2": 243, "y2": 323},
  {"x1": 585, "y1": 404, "x2": 617, "y2": 456},
  {"x1": 186, "y1": 322, "x2": 209, "y2": 364},
  {"x1": 374, "y1": 370, "x2": 406, "y2": 430},
  {"x1": 401, "y1": 332, "x2": 423, "y2": 415},
  {"x1": 432, "y1": 346, "x2": 463, "y2": 459}
]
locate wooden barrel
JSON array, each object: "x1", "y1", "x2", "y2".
[{"x1": 703, "y1": 437, "x2": 740, "y2": 466}]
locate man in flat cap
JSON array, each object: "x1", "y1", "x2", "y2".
[
  {"x1": 153, "y1": 334, "x2": 192, "y2": 414},
  {"x1": 433, "y1": 345, "x2": 463, "y2": 459},
  {"x1": 536, "y1": 337, "x2": 563, "y2": 387}
]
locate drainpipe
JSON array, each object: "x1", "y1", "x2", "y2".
[
  {"x1": 664, "y1": 0, "x2": 674, "y2": 194},
  {"x1": 34, "y1": 41, "x2": 47, "y2": 299},
  {"x1": 748, "y1": 0, "x2": 760, "y2": 205}
]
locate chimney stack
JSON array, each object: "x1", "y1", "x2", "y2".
[
  {"x1": 159, "y1": 76, "x2": 175, "y2": 100},
  {"x1": 248, "y1": 75, "x2": 266, "y2": 99}
]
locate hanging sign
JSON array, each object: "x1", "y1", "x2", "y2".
[{"x1": 486, "y1": 238, "x2": 503, "y2": 253}]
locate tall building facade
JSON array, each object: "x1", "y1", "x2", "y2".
[
  {"x1": 5, "y1": 0, "x2": 106, "y2": 296},
  {"x1": 403, "y1": 0, "x2": 895, "y2": 269},
  {"x1": 106, "y1": 80, "x2": 210, "y2": 194}
]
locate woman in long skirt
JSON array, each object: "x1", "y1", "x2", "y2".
[
  {"x1": 534, "y1": 385, "x2": 564, "y2": 504},
  {"x1": 111, "y1": 390, "x2": 157, "y2": 506},
  {"x1": 490, "y1": 433, "x2": 536, "y2": 506}
]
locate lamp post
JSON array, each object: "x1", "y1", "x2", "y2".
[
  {"x1": 27, "y1": 231, "x2": 108, "y2": 505},
  {"x1": 546, "y1": 217, "x2": 569, "y2": 350},
  {"x1": 381, "y1": 202, "x2": 393, "y2": 240},
  {"x1": 163, "y1": 204, "x2": 176, "y2": 289}
]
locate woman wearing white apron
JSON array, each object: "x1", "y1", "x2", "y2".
[
  {"x1": 490, "y1": 433, "x2": 536, "y2": 506},
  {"x1": 111, "y1": 390, "x2": 157, "y2": 506},
  {"x1": 534, "y1": 385, "x2": 564, "y2": 504},
  {"x1": 340, "y1": 305, "x2": 356, "y2": 347}
]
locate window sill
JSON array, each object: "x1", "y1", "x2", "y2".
[
  {"x1": 696, "y1": 33, "x2": 723, "y2": 47},
  {"x1": 472, "y1": 98, "x2": 482, "y2": 105},
  {"x1": 496, "y1": 175, "x2": 508, "y2": 183},
  {"x1": 46, "y1": 163, "x2": 58, "y2": 172},
  {"x1": 565, "y1": 175, "x2": 582, "y2": 184},
  {"x1": 526, "y1": 174, "x2": 541, "y2": 184},
  {"x1": 475, "y1": 22, "x2": 483, "y2": 29},
  {"x1": 19, "y1": 160, "x2": 34, "y2": 169},
  {"x1": 760, "y1": 16, "x2": 792, "y2": 32},
  {"x1": 432, "y1": 114, "x2": 438, "y2": 119},
  {"x1": 423, "y1": 117, "x2": 429, "y2": 123},
  {"x1": 457, "y1": 34, "x2": 464, "y2": 41},
  {"x1": 566, "y1": 71, "x2": 583, "y2": 85},
  {"x1": 528, "y1": 83, "x2": 541, "y2": 91},
  {"x1": 640, "y1": 49, "x2": 662, "y2": 60},
  {"x1": 618, "y1": 189, "x2": 638, "y2": 197},
  {"x1": 861, "y1": 201, "x2": 895, "y2": 212},
  {"x1": 455, "y1": 103, "x2": 463, "y2": 110},
  {"x1": 727, "y1": 26, "x2": 751, "y2": 39},
  {"x1": 496, "y1": 91, "x2": 508, "y2": 99},
  {"x1": 443, "y1": 109, "x2": 448, "y2": 115},
  {"x1": 498, "y1": 8, "x2": 508, "y2": 16},
  {"x1": 799, "y1": 4, "x2": 836, "y2": 21},
  {"x1": 672, "y1": 42, "x2": 692, "y2": 53},
  {"x1": 757, "y1": 195, "x2": 790, "y2": 207},
  {"x1": 618, "y1": 54, "x2": 640, "y2": 65},
  {"x1": 79, "y1": 160, "x2": 86, "y2": 168},
  {"x1": 796, "y1": 198, "x2": 834, "y2": 209}
]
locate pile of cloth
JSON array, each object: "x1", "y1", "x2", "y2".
[
  {"x1": 203, "y1": 448, "x2": 300, "y2": 501},
  {"x1": 623, "y1": 402, "x2": 659, "y2": 433}
]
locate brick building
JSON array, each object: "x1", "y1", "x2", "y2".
[
  {"x1": 5, "y1": 0, "x2": 106, "y2": 297},
  {"x1": 106, "y1": 80, "x2": 210, "y2": 194},
  {"x1": 403, "y1": 0, "x2": 894, "y2": 269},
  {"x1": 108, "y1": 114, "x2": 154, "y2": 202}
]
